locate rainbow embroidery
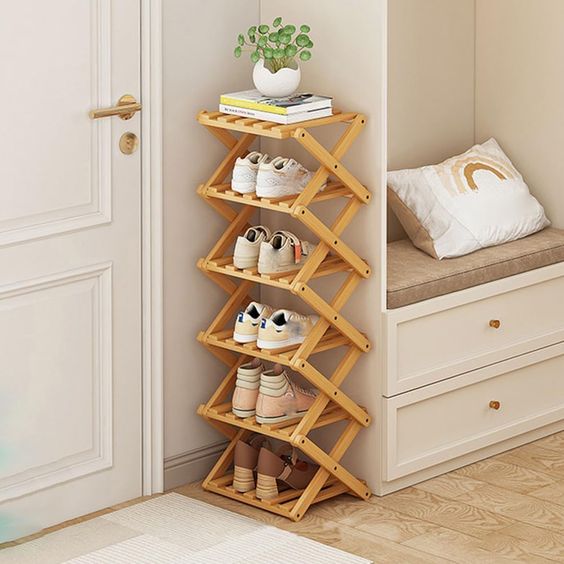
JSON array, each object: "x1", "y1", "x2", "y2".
[{"x1": 436, "y1": 149, "x2": 520, "y2": 196}]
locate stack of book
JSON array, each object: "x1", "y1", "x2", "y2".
[{"x1": 219, "y1": 89, "x2": 333, "y2": 125}]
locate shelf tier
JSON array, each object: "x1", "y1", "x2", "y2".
[
  {"x1": 198, "y1": 403, "x2": 350, "y2": 443},
  {"x1": 204, "y1": 473, "x2": 349, "y2": 520},
  {"x1": 200, "y1": 255, "x2": 351, "y2": 290},
  {"x1": 198, "y1": 329, "x2": 350, "y2": 366},
  {"x1": 198, "y1": 182, "x2": 354, "y2": 213},
  {"x1": 198, "y1": 110, "x2": 358, "y2": 140}
]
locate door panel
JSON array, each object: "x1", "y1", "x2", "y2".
[
  {"x1": 0, "y1": 0, "x2": 112, "y2": 245},
  {"x1": 0, "y1": 265, "x2": 112, "y2": 499},
  {"x1": 0, "y1": 0, "x2": 142, "y2": 539}
]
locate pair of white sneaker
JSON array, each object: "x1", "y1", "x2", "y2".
[
  {"x1": 234, "y1": 302, "x2": 319, "y2": 350},
  {"x1": 233, "y1": 226, "x2": 315, "y2": 274},
  {"x1": 231, "y1": 151, "x2": 320, "y2": 198}
]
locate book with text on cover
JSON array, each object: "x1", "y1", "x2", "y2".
[
  {"x1": 219, "y1": 104, "x2": 333, "y2": 125},
  {"x1": 220, "y1": 89, "x2": 332, "y2": 116}
]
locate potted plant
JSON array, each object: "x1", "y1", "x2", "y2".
[{"x1": 234, "y1": 17, "x2": 314, "y2": 97}]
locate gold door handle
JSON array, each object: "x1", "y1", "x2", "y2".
[
  {"x1": 89, "y1": 94, "x2": 142, "y2": 120},
  {"x1": 489, "y1": 319, "x2": 501, "y2": 329},
  {"x1": 489, "y1": 400, "x2": 501, "y2": 410}
]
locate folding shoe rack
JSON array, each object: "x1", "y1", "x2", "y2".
[{"x1": 196, "y1": 109, "x2": 372, "y2": 522}]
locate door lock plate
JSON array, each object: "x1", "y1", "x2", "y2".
[{"x1": 119, "y1": 132, "x2": 139, "y2": 155}]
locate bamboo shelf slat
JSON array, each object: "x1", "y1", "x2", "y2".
[
  {"x1": 205, "y1": 476, "x2": 349, "y2": 520},
  {"x1": 198, "y1": 329, "x2": 352, "y2": 365},
  {"x1": 198, "y1": 182, "x2": 356, "y2": 213},
  {"x1": 199, "y1": 254, "x2": 352, "y2": 289},
  {"x1": 197, "y1": 403, "x2": 350, "y2": 442},
  {"x1": 196, "y1": 110, "x2": 372, "y2": 521},
  {"x1": 198, "y1": 109, "x2": 357, "y2": 140}
]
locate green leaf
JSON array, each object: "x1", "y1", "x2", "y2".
[
  {"x1": 234, "y1": 46, "x2": 242, "y2": 58},
  {"x1": 237, "y1": 34, "x2": 244, "y2": 46},
  {"x1": 279, "y1": 33, "x2": 291, "y2": 45},
  {"x1": 268, "y1": 31, "x2": 279, "y2": 42},
  {"x1": 299, "y1": 50, "x2": 312, "y2": 61},
  {"x1": 257, "y1": 35, "x2": 267, "y2": 47},
  {"x1": 273, "y1": 48, "x2": 286, "y2": 59},
  {"x1": 283, "y1": 24, "x2": 296, "y2": 35},
  {"x1": 273, "y1": 16, "x2": 282, "y2": 27},
  {"x1": 300, "y1": 24, "x2": 311, "y2": 33},
  {"x1": 258, "y1": 24, "x2": 269, "y2": 34},
  {"x1": 248, "y1": 26, "x2": 257, "y2": 35},
  {"x1": 296, "y1": 33, "x2": 310, "y2": 47},
  {"x1": 250, "y1": 50, "x2": 261, "y2": 63},
  {"x1": 285, "y1": 44, "x2": 298, "y2": 57},
  {"x1": 263, "y1": 47, "x2": 274, "y2": 59},
  {"x1": 307, "y1": 40, "x2": 313, "y2": 48}
]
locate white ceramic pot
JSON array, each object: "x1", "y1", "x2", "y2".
[{"x1": 252, "y1": 59, "x2": 301, "y2": 97}]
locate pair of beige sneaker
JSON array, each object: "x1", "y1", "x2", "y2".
[
  {"x1": 233, "y1": 301, "x2": 319, "y2": 349},
  {"x1": 233, "y1": 226, "x2": 315, "y2": 274},
  {"x1": 231, "y1": 151, "x2": 321, "y2": 198},
  {"x1": 232, "y1": 360, "x2": 318, "y2": 424},
  {"x1": 233, "y1": 436, "x2": 319, "y2": 500}
]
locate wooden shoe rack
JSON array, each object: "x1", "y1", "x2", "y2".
[{"x1": 196, "y1": 109, "x2": 372, "y2": 522}]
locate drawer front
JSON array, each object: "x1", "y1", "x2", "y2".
[
  {"x1": 391, "y1": 275, "x2": 564, "y2": 394},
  {"x1": 385, "y1": 342, "x2": 564, "y2": 480}
]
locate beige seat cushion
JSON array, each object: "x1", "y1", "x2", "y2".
[{"x1": 388, "y1": 228, "x2": 564, "y2": 309}]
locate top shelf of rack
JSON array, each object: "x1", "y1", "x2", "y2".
[{"x1": 197, "y1": 109, "x2": 360, "y2": 139}]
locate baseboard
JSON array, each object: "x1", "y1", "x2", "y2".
[{"x1": 164, "y1": 440, "x2": 228, "y2": 491}]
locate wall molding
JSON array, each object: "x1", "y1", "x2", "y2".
[
  {"x1": 164, "y1": 441, "x2": 228, "y2": 491},
  {"x1": 141, "y1": 0, "x2": 164, "y2": 496},
  {"x1": 0, "y1": 0, "x2": 112, "y2": 248},
  {"x1": 0, "y1": 263, "x2": 113, "y2": 502}
]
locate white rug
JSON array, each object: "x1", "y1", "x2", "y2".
[{"x1": 0, "y1": 493, "x2": 370, "y2": 564}]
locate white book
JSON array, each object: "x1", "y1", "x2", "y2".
[
  {"x1": 220, "y1": 89, "x2": 333, "y2": 115},
  {"x1": 219, "y1": 104, "x2": 333, "y2": 125}
]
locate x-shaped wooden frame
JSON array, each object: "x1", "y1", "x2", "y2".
[{"x1": 196, "y1": 113, "x2": 372, "y2": 520}]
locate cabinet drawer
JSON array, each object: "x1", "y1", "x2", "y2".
[
  {"x1": 390, "y1": 274, "x2": 564, "y2": 394},
  {"x1": 385, "y1": 342, "x2": 564, "y2": 480}
]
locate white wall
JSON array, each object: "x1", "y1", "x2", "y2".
[
  {"x1": 162, "y1": 0, "x2": 258, "y2": 488},
  {"x1": 475, "y1": 0, "x2": 564, "y2": 228},
  {"x1": 162, "y1": 0, "x2": 386, "y2": 490},
  {"x1": 387, "y1": 0, "x2": 476, "y2": 240},
  {"x1": 260, "y1": 0, "x2": 386, "y2": 489}
]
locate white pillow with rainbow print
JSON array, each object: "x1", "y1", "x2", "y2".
[{"x1": 387, "y1": 138, "x2": 550, "y2": 259}]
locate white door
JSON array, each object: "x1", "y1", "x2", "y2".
[{"x1": 0, "y1": 0, "x2": 142, "y2": 539}]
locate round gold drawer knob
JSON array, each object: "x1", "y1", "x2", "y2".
[
  {"x1": 489, "y1": 400, "x2": 501, "y2": 410},
  {"x1": 489, "y1": 319, "x2": 501, "y2": 329}
]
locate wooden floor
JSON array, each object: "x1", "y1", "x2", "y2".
[
  {"x1": 4, "y1": 432, "x2": 564, "y2": 562},
  {"x1": 176, "y1": 432, "x2": 564, "y2": 563}
]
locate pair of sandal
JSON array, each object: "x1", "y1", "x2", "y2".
[{"x1": 233, "y1": 436, "x2": 318, "y2": 500}]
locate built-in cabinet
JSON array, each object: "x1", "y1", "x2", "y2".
[{"x1": 378, "y1": 0, "x2": 564, "y2": 494}]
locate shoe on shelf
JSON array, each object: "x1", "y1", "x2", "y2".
[
  {"x1": 256, "y1": 157, "x2": 325, "y2": 198},
  {"x1": 233, "y1": 435, "x2": 272, "y2": 493},
  {"x1": 258, "y1": 230, "x2": 315, "y2": 274},
  {"x1": 231, "y1": 151, "x2": 271, "y2": 194},
  {"x1": 256, "y1": 309, "x2": 319, "y2": 350},
  {"x1": 255, "y1": 364, "x2": 318, "y2": 424},
  {"x1": 232, "y1": 358, "x2": 263, "y2": 418},
  {"x1": 256, "y1": 446, "x2": 319, "y2": 500},
  {"x1": 234, "y1": 302, "x2": 273, "y2": 343},
  {"x1": 233, "y1": 226, "x2": 271, "y2": 269}
]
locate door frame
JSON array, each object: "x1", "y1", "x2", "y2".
[{"x1": 141, "y1": 0, "x2": 164, "y2": 495}]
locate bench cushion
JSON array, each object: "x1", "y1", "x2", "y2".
[{"x1": 388, "y1": 228, "x2": 564, "y2": 309}]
